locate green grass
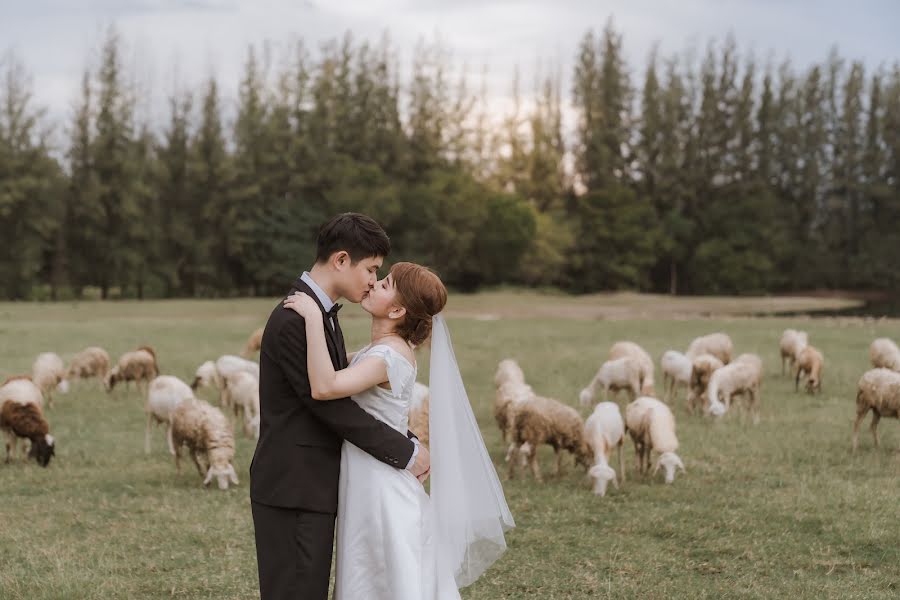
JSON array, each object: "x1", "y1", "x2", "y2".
[{"x1": 0, "y1": 294, "x2": 898, "y2": 599}]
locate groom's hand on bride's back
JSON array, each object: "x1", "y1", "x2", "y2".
[{"x1": 409, "y1": 444, "x2": 430, "y2": 483}]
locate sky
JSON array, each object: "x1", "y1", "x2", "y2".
[{"x1": 2, "y1": 0, "x2": 899, "y2": 138}]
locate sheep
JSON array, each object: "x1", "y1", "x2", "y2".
[
  {"x1": 661, "y1": 350, "x2": 692, "y2": 405},
  {"x1": 494, "y1": 358, "x2": 526, "y2": 387},
  {"x1": 688, "y1": 354, "x2": 725, "y2": 414},
  {"x1": 168, "y1": 399, "x2": 238, "y2": 489},
  {"x1": 495, "y1": 379, "x2": 534, "y2": 463},
  {"x1": 869, "y1": 338, "x2": 900, "y2": 371},
  {"x1": 1, "y1": 400, "x2": 55, "y2": 467},
  {"x1": 222, "y1": 370, "x2": 260, "y2": 439},
  {"x1": 624, "y1": 396, "x2": 684, "y2": 483},
  {"x1": 191, "y1": 355, "x2": 259, "y2": 411},
  {"x1": 32, "y1": 352, "x2": 68, "y2": 408},
  {"x1": 852, "y1": 368, "x2": 900, "y2": 452},
  {"x1": 64, "y1": 346, "x2": 110, "y2": 387},
  {"x1": 242, "y1": 326, "x2": 264, "y2": 358},
  {"x1": 794, "y1": 345, "x2": 824, "y2": 394},
  {"x1": 509, "y1": 394, "x2": 592, "y2": 482},
  {"x1": 609, "y1": 341, "x2": 656, "y2": 396},
  {"x1": 579, "y1": 357, "x2": 642, "y2": 406},
  {"x1": 706, "y1": 353, "x2": 764, "y2": 422},
  {"x1": 583, "y1": 401, "x2": 625, "y2": 496},
  {"x1": 145, "y1": 376, "x2": 196, "y2": 454},
  {"x1": 779, "y1": 329, "x2": 809, "y2": 375},
  {"x1": 409, "y1": 382, "x2": 429, "y2": 448},
  {"x1": 0, "y1": 377, "x2": 43, "y2": 408},
  {"x1": 685, "y1": 332, "x2": 734, "y2": 365},
  {"x1": 104, "y1": 347, "x2": 160, "y2": 394}
]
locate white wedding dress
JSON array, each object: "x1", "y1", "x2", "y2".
[{"x1": 334, "y1": 343, "x2": 461, "y2": 600}]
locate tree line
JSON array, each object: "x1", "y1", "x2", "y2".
[{"x1": 0, "y1": 20, "x2": 897, "y2": 300}]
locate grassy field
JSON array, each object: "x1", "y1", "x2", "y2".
[{"x1": 0, "y1": 292, "x2": 898, "y2": 599}]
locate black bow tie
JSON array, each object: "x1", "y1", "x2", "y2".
[{"x1": 327, "y1": 304, "x2": 343, "y2": 318}]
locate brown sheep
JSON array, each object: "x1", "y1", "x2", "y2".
[
  {"x1": 168, "y1": 400, "x2": 238, "y2": 489},
  {"x1": 794, "y1": 345, "x2": 824, "y2": 394},
  {"x1": 1, "y1": 401, "x2": 55, "y2": 467},
  {"x1": 104, "y1": 347, "x2": 160, "y2": 393},
  {"x1": 853, "y1": 368, "x2": 900, "y2": 452},
  {"x1": 687, "y1": 354, "x2": 724, "y2": 414},
  {"x1": 242, "y1": 327, "x2": 264, "y2": 358},
  {"x1": 509, "y1": 395, "x2": 592, "y2": 482},
  {"x1": 65, "y1": 346, "x2": 111, "y2": 385}
]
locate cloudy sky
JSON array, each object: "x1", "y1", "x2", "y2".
[{"x1": 2, "y1": 0, "x2": 899, "y2": 136}]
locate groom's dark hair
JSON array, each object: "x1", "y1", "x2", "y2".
[{"x1": 315, "y1": 213, "x2": 391, "y2": 264}]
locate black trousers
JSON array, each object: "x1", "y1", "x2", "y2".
[{"x1": 252, "y1": 500, "x2": 336, "y2": 600}]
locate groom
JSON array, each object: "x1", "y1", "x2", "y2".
[{"x1": 250, "y1": 213, "x2": 431, "y2": 600}]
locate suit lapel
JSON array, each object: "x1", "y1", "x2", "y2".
[{"x1": 292, "y1": 279, "x2": 343, "y2": 370}]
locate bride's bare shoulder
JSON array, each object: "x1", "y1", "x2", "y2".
[{"x1": 379, "y1": 337, "x2": 416, "y2": 367}]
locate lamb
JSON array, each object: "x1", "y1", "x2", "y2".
[
  {"x1": 583, "y1": 401, "x2": 625, "y2": 496},
  {"x1": 145, "y1": 376, "x2": 196, "y2": 454},
  {"x1": 688, "y1": 354, "x2": 725, "y2": 414},
  {"x1": 64, "y1": 346, "x2": 110, "y2": 386},
  {"x1": 579, "y1": 357, "x2": 642, "y2": 406},
  {"x1": 624, "y1": 396, "x2": 684, "y2": 483},
  {"x1": 509, "y1": 394, "x2": 592, "y2": 482},
  {"x1": 191, "y1": 355, "x2": 259, "y2": 410},
  {"x1": 869, "y1": 338, "x2": 900, "y2": 371},
  {"x1": 685, "y1": 332, "x2": 734, "y2": 365},
  {"x1": 852, "y1": 368, "x2": 900, "y2": 452},
  {"x1": 222, "y1": 370, "x2": 260, "y2": 439},
  {"x1": 661, "y1": 350, "x2": 692, "y2": 404},
  {"x1": 168, "y1": 399, "x2": 238, "y2": 489},
  {"x1": 409, "y1": 382, "x2": 430, "y2": 448},
  {"x1": 242, "y1": 326, "x2": 264, "y2": 358},
  {"x1": 779, "y1": 329, "x2": 809, "y2": 375},
  {"x1": 32, "y1": 352, "x2": 69, "y2": 408},
  {"x1": 794, "y1": 345, "x2": 824, "y2": 394},
  {"x1": 104, "y1": 347, "x2": 160, "y2": 394},
  {"x1": 706, "y1": 353, "x2": 764, "y2": 422},
  {"x1": 609, "y1": 341, "x2": 656, "y2": 396},
  {"x1": 1, "y1": 400, "x2": 55, "y2": 467}
]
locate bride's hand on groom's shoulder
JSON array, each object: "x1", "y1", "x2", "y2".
[{"x1": 283, "y1": 291, "x2": 319, "y2": 319}]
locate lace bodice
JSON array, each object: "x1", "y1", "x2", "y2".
[{"x1": 348, "y1": 343, "x2": 417, "y2": 434}]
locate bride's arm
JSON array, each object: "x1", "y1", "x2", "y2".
[{"x1": 283, "y1": 292, "x2": 389, "y2": 401}]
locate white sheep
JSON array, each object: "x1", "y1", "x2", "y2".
[
  {"x1": 32, "y1": 352, "x2": 68, "y2": 407},
  {"x1": 706, "y1": 353, "x2": 764, "y2": 422},
  {"x1": 852, "y1": 368, "x2": 900, "y2": 452},
  {"x1": 779, "y1": 329, "x2": 809, "y2": 375},
  {"x1": 685, "y1": 332, "x2": 734, "y2": 364},
  {"x1": 192, "y1": 355, "x2": 259, "y2": 410},
  {"x1": 661, "y1": 350, "x2": 692, "y2": 404},
  {"x1": 579, "y1": 357, "x2": 642, "y2": 406},
  {"x1": 583, "y1": 401, "x2": 625, "y2": 496},
  {"x1": 494, "y1": 358, "x2": 526, "y2": 387},
  {"x1": 609, "y1": 341, "x2": 656, "y2": 396},
  {"x1": 624, "y1": 396, "x2": 684, "y2": 483},
  {"x1": 869, "y1": 338, "x2": 900, "y2": 371},
  {"x1": 223, "y1": 370, "x2": 260, "y2": 439},
  {"x1": 145, "y1": 376, "x2": 196, "y2": 454},
  {"x1": 168, "y1": 399, "x2": 238, "y2": 490}
]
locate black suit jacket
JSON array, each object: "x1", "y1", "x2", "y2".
[{"x1": 249, "y1": 278, "x2": 415, "y2": 513}]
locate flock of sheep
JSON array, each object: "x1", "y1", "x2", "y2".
[{"x1": 493, "y1": 330, "x2": 899, "y2": 497}]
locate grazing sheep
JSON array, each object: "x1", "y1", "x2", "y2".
[
  {"x1": 168, "y1": 400, "x2": 238, "y2": 489},
  {"x1": 495, "y1": 379, "x2": 534, "y2": 463},
  {"x1": 1, "y1": 401, "x2": 55, "y2": 467},
  {"x1": 64, "y1": 346, "x2": 110, "y2": 386},
  {"x1": 145, "y1": 376, "x2": 196, "y2": 454},
  {"x1": 510, "y1": 395, "x2": 592, "y2": 482},
  {"x1": 242, "y1": 327, "x2": 264, "y2": 358},
  {"x1": 779, "y1": 329, "x2": 809, "y2": 375},
  {"x1": 609, "y1": 341, "x2": 656, "y2": 396},
  {"x1": 706, "y1": 353, "x2": 764, "y2": 422},
  {"x1": 104, "y1": 347, "x2": 160, "y2": 394},
  {"x1": 794, "y1": 345, "x2": 824, "y2": 394},
  {"x1": 32, "y1": 352, "x2": 68, "y2": 407},
  {"x1": 579, "y1": 357, "x2": 642, "y2": 406},
  {"x1": 222, "y1": 370, "x2": 260, "y2": 439},
  {"x1": 869, "y1": 338, "x2": 900, "y2": 371},
  {"x1": 688, "y1": 354, "x2": 725, "y2": 415},
  {"x1": 409, "y1": 382, "x2": 430, "y2": 448},
  {"x1": 0, "y1": 377, "x2": 43, "y2": 408},
  {"x1": 685, "y1": 333, "x2": 734, "y2": 365},
  {"x1": 852, "y1": 368, "x2": 900, "y2": 452},
  {"x1": 191, "y1": 355, "x2": 259, "y2": 410},
  {"x1": 661, "y1": 350, "x2": 692, "y2": 404},
  {"x1": 583, "y1": 402, "x2": 625, "y2": 496},
  {"x1": 624, "y1": 396, "x2": 684, "y2": 483}
]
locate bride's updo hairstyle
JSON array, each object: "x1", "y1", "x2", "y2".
[{"x1": 390, "y1": 262, "x2": 448, "y2": 346}]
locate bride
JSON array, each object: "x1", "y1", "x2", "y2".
[{"x1": 283, "y1": 261, "x2": 514, "y2": 599}]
